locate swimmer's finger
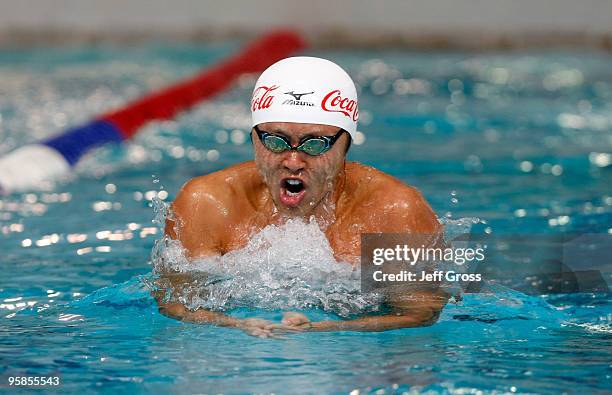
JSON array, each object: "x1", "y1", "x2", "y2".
[
  {"x1": 265, "y1": 323, "x2": 306, "y2": 333},
  {"x1": 265, "y1": 323, "x2": 303, "y2": 331}
]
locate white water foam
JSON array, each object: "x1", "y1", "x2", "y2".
[{"x1": 152, "y1": 218, "x2": 383, "y2": 317}]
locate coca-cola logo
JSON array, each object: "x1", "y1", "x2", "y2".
[
  {"x1": 321, "y1": 90, "x2": 359, "y2": 122},
  {"x1": 252, "y1": 85, "x2": 279, "y2": 111}
]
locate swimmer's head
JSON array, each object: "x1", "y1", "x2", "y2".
[
  {"x1": 251, "y1": 56, "x2": 358, "y2": 138},
  {"x1": 250, "y1": 57, "x2": 358, "y2": 217}
]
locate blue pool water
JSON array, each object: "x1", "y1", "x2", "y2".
[{"x1": 1, "y1": 42, "x2": 611, "y2": 393}]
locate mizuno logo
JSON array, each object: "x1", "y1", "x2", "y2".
[{"x1": 284, "y1": 91, "x2": 314, "y2": 101}]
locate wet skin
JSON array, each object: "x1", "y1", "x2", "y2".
[{"x1": 157, "y1": 122, "x2": 448, "y2": 337}]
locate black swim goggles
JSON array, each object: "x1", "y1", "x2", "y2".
[{"x1": 253, "y1": 125, "x2": 349, "y2": 156}]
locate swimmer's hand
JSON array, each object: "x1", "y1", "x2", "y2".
[
  {"x1": 281, "y1": 312, "x2": 310, "y2": 327},
  {"x1": 238, "y1": 318, "x2": 304, "y2": 339},
  {"x1": 237, "y1": 318, "x2": 276, "y2": 338}
]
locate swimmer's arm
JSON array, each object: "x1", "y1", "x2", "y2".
[
  {"x1": 300, "y1": 290, "x2": 448, "y2": 332},
  {"x1": 152, "y1": 272, "x2": 239, "y2": 326},
  {"x1": 159, "y1": 180, "x2": 229, "y2": 321},
  {"x1": 156, "y1": 298, "x2": 241, "y2": 327},
  {"x1": 307, "y1": 315, "x2": 435, "y2": 332},
  {"x1": 156, "y1": 176, "x2": 244, "y2": 328},
  {"x1": 165, "y1": 178, "x2": 228, "y2": 258}
]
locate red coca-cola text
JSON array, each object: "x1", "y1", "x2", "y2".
[
  {"x1": 321, "y1": 90, "x2": 359, "y2": 121},
  {"x1": 252, "y1": 85, "x2": 279, "y2": 111}
]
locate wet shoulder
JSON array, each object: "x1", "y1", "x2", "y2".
[
  {"x1": 345, "y1": 162, "x2": 420, "y2": 201},
  {"x1": 180, "y1": 161, "x2": 258, "y2": 196},
  {"x1": 344, "y1": 161, "x2": 439, "y2": 232},
  {"x1": 174, "y1": 161, "x2": 259, "y2": 217}
]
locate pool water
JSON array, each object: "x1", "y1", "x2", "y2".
[{"x1": 1, "y1": 42, "x2": 611, "y2": 393}]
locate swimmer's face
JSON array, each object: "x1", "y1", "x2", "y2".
[{"x1": 253, "y1": 122, "x2": 349, "y2": 217}]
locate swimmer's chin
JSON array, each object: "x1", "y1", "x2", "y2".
[{"x1": 270, "y1": 201, "x2": 320, "y2": 222}]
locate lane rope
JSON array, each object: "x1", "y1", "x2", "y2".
[{"x1": 0, "y1": 30, "x2": 306, "y2": 194}]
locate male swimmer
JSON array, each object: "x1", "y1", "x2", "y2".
[{"x1": 157, "y1": 57, "x2": 447, "y2": 337}]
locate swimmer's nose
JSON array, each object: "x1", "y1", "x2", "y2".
[{"x1": 282, "y1": 151, "x2": 306, "y2": 173}]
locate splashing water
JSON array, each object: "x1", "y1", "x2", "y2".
[{"x1": 152, "y1": 218, "x2": 384, "y2": 317}]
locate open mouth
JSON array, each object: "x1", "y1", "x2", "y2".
[{"x1": 279, "y1": 178, "x2": 306, "y2": 207}]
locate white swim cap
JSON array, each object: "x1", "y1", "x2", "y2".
[{"x1": 251, "y1": 56, "x2": 359, "y2": 138}]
